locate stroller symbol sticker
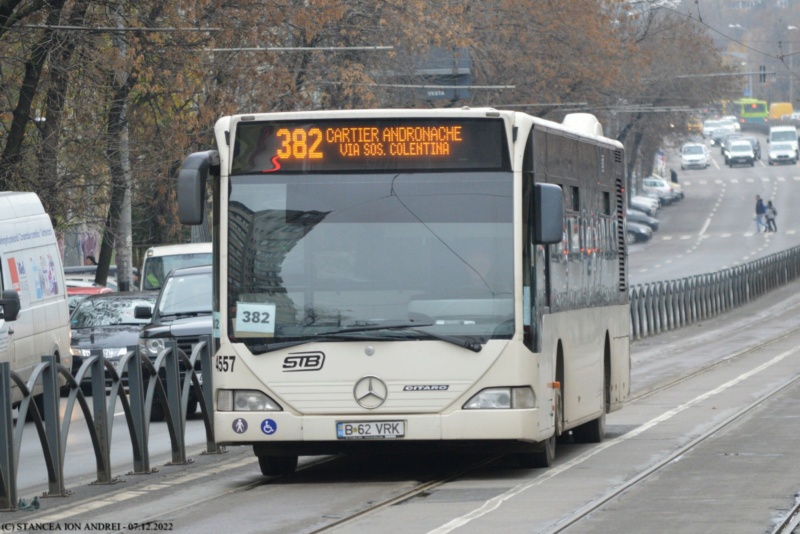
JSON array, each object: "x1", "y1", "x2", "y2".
[
  {"x1": 261, "y1": 418, "x2": 277, "y2": 435},
  {"x1": 232, "y1": 418, "x2": 248, "y2": 434}
]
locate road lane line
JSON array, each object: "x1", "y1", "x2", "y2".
[{"x1": 428, "y1": 346, "x2": 800, "y2": 534}]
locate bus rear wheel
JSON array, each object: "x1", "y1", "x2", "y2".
[
  {"x1": 572, "y1": 385, "x2": 607, "y2": 443},
  {"x1": 257, "y1": 454, "x2": 298, "y2": 476}
]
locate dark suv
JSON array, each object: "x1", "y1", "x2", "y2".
[{"x1": 135, "y1": 264, "x2": 212, "y2": 419}]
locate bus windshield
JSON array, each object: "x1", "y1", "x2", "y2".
[{"x1": 227, "y1": 171, "x2": 514, "y2": 349}]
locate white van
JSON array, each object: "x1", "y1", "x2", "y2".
[
  {"x1": 0, "y1": 192, "x2": 70, "y2": 403},
  {"x1": 768, "y1": 126, "x2": 799, "y2": 157},
  {"x1": 140, "y1": 242, "x2": 212, "y2": 291}
]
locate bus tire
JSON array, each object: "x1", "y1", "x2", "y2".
[
  {"x1": 518, "y1": 388, "x2": 561, "y2": 468},
  {"x1": 258, "y1": 455, "x2": 298, "y2": 476},
  {"x1": 572, "y1": 388, "x2": 607, "y2": 443}
]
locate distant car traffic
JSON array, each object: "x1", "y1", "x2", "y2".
[
  {"x1": 768, "y1": 142, "x2": 798, "y2": 165},
  {"x1": 626, "y1": 221, "x2": 653, "y2": 244},
  {"x1": 727, "y1": 140, "x2": 755, "y2": 167},
  {"x1": 680, "y1": 143, "x2": 710, "y2": 170},
  {"x1": 702, "y1": 119, "x2": 722, "y2": 139},
  {"x1": 69, "y1": 292, "x2": 158, "y2": 393},
  {"x1": 741, "y1": 136, "x2": 761, "y2": 160},
  {"x1": 721, "y1": 115, "x2": 741, "y2": 131},
  {"x1": 710, "y1": 121, "x2": 736, "y2": 146}
]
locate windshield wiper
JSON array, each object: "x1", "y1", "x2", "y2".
[{"x1": 249, "y1": 320, "x2": 483, "y2": 354}]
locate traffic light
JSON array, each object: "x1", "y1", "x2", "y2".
[{"x1": 760, "y1": 65, "x2": 766, "y2": 83}]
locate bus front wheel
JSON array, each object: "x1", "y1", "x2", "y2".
[{"x1": 518, "y1": 388, "x2": 561, "y2": 468}]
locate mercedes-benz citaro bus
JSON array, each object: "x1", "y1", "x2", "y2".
[{"x1": 176, "y1": 108, "x2": 631, "y2": 476}]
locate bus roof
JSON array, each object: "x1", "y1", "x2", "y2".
[{"x1": 218, "y1": 107, "x2": 624, "y2": 151}]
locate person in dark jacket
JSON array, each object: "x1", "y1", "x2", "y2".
[{"x1": 754, "y1": 195, "x2": 767, "y2": 233}]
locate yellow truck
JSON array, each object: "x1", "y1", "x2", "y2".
[{"x1": 769, "y1": 102, "x2": 794, "y2": 124}]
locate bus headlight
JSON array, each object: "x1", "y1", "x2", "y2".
[
  {"x1": 463, "y1": 387, "x2": 535, "y2": 409},
  {"x1": 217, "y1": 389, "x2": 282, "y2": 411}
]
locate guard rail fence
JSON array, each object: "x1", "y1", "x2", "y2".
[
  {"x1": 3, "y1": 246, "x2": 800, "y2": 511},
  {"x1": 629, "y1": 245, "x2": 800, "y2": 340},
  {"x1": 0, "y1": 336, "x2": 220, "y2": 511}
]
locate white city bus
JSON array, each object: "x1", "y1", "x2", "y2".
[{"x1": 177, "y1": 108, "x2": 630, "y2": 475}]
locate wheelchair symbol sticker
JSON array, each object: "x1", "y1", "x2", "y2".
[
  {"x1": 232, "y1": 418, "x2": 248, "y2": 434},
  {"x1": 261, "y1": 418, "x2": 277, "y2": 435}
]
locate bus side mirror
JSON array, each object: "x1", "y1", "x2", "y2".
[
  {"x1": 0, "y1": 290, "x2": 21, "y2": 322},
  {"x1": 533, "y1": 183, "x2": 564, "y2": 245},
  {"x1": 178, "y1": 150, "x2": 219, "y2": 225}
]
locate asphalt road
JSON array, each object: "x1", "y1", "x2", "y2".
[{"x1": 629, "y1": 132, "x2": 800, "y2": 285}]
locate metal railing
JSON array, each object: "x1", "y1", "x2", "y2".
[
  {"x1": 629, "y1": 246, "x2": 800, "y2": 340},
  {"x1": 3, "y1": 247, "x2": 800, "y2": 510},
  {"x1": 0, "y1": 336, "x2": 220, "y2": 511}
]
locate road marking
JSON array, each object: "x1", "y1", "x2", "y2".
[
  {"x1": 699, "y1": 218, "x2": 711, "y2": 236},
  {"x1": 28, "y1": 455, "x2": 258, "y2": 524},
  {"x1": 428, "y1": 346, "x2": 800, "y2": 534}
]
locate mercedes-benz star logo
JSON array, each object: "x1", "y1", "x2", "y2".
[{"x1": 353, "y1": 376, "x2": 388, "y2": 409}]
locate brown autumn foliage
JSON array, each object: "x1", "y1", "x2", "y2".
[{"x1": 0, "y1": 0, "x2": 737, "y2": 257}]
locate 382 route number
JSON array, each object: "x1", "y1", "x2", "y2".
[
  {"x1": 216, "y1": 355, "x2": 236, "y2": 373},
  {"x1": 240, "y1": 310, "x2": 270, "y2": 324}
]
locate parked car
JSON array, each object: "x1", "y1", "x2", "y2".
[
  {"x1": 136, "y1": 264, "x2": 212, "y2": 420},
  {"x1": 680, "y1": 142, "x2": 710, "y2": 170},
  {"x1": 768, "y1": 142, "x2": 798, "y2": 165},
  {"x1": 641, "y1": 176, "x2": 678, "y2": 205},
  {"x1": 626, "y1": 221, "x2": 653, "y2": 244},
  {"x1": 727, "y1": 140, "x2": 755, "y2": 167},
  {"x1": 69, "y1": 292, "x2": 158, "y2": 393},
  {"x1": 626, "y1": 209, "x2": 660, "y2": 232},
  {"x1": 630, "y1": 195, "x2": 659, "y2": 217}
]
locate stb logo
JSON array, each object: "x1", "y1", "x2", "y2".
[{"x1": 283, "y1": 351, "x2": 325, "y2": 372}]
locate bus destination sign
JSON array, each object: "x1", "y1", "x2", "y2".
[{"x1": 232, "y1": 118, "x2": 506, "y2": 173}]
